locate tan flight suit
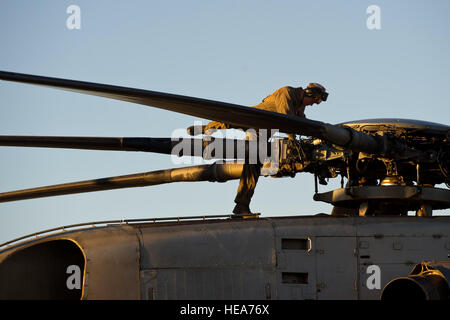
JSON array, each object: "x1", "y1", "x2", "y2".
[
  {"x1": 205, "y1": 86, "x2": 306, "y2": 212},
  {"x1": 204, "y1": 86, "x2": 306, "y2": 132}
]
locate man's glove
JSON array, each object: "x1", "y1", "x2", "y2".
[
  {"x1": 186, "y1": 125, "x2": 206, "y2": 136},
  {"x1": 187, "y1": 121, "x2": 228, "y2": 135}
]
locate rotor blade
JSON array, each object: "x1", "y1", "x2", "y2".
[
  {"x1": 0, "y1": 136, "x2": 173, "y2": 153},
  {"x1": 0, "y1": 162, "x2": 244, "y2": 203},
  {"x1": 0, "y1": 71, "x2": 383, "y2": 154},
  {"x1": 0, "y1": 135, "x2": 252, "y2": 159}
]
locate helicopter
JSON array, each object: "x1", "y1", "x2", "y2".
[{"x1": 0, "y1": 71, "x2": 449, "y2": 300}]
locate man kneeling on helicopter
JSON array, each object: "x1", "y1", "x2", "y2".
[{"x1": 187, "y1": 82, "x2": 329, "y2": 215}]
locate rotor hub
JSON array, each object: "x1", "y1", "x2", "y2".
[{"x1": 314, "y1": 185, "x2": 450, "y2": 217}]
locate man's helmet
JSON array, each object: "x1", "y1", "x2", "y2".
[{"x1": 305, "y1": 83, "x2": 328, "y2": 102}]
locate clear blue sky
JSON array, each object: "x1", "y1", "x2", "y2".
[{"x1": 0, "y1": 0, "x2": 449, "y2": 243}]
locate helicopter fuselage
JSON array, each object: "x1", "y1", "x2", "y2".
[{"x1": 1, "y1": 214, "x2": 449, "y2": 300}]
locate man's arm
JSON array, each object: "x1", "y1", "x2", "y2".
[
  {"x1": 203, "y1": 120, "x2": 230, "y2": 133},
  {"x1": 187, "y1": 120, "x2": 230, "y2": 135}
]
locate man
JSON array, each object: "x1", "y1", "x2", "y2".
[{"x1": 188, "y1": 83, "x2": 328, "y2": 215}]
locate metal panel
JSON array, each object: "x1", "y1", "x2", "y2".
[
  {"x1": 271, "y1": 216, "x2": 356, "y2": 237},
  {"x1": 272, "y1": 217, "x2": 358, "y2": 299},
  {"x1": 316, "y1": 237, "x2": 358, "y2": 300},
  {"x1": 70, "y1": 225, "x2": 140, "y2": 299},
  {"x1": 139, "y1": 220, "x2": 275, "y2": 269},
  {"x1": 355, "y1": 216, "x2": 450, "y2": 237},
  {"x1": 357, "y1": 235, "x2": 449, "y2": 299},
  {"x1": 140, "y1": 268, "x2": 275, "y2": 300},
  {"x1": 276, "y1": 236, "x2": 316, "y2": 299},
  {"x1": 358, "y1": 236, "x2": 449, "y2": 264},
  {"x1": 138, "y1": 219, "x2": 276, "y2": 300}
]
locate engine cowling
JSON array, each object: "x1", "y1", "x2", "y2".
[{"x1": 381, "y1": 261, "x2": 450, "y2": 300}]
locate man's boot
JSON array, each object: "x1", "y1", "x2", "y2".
[
  {"x1": 232, "y1": 203, "x2": 252, "y2": 215},
  {"x1": 232, "y1": 203, "x2": 260, "y2": 218}
]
